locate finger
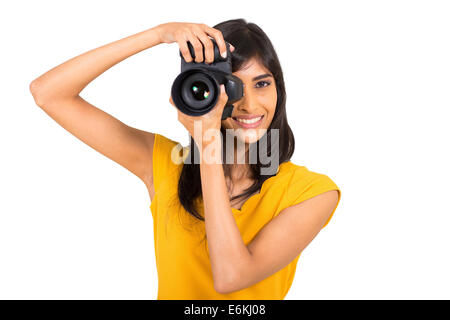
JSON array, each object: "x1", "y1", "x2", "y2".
[
  {"x1": 195, "y1": 32, "x2": 214, "y2": 64},
  {"x1": 187, "y1": 34, "x2": 204, "y2": 63},
  {"x1": 202, "y1": 25, "x2": 228, "y2": 58},
  {"x1": 169, "y1": 96, "x2": 175, "y2": 107},
  {"x1": 230, "y1": 44, "x2": 235, "y2": 52},
  {"x1": 176, "y1": 35, "x2": 193, "y2": 63}
]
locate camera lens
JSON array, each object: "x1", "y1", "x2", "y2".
[
  {"x1": 180, "y1": 72, "x2": 216, "y2": 111},
  {"x1": 190, "y1": 81, "x2": 210, "y2": 101}
]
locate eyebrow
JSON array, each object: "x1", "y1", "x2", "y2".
[{"x1": 252, "y1": 73, "x2": 273, "y2": 81}]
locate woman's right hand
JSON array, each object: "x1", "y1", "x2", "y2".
[{"x1": 155, "y1": 22, "x2": 235, "y2": 64}]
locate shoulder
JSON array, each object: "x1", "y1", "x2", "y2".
[
  {"x1": 153, "y1": 133, "x2": 184, "y2": 155},
  {"x1": 152, "y1": 133, "x2": 188, "y2": 191},
  {"x1": 282, "y1": 161, "x2": 338, "y2": 187},
  {"x1": 271, "y1": 161, "x2": 330, "y2": 185},
  {"x1": 270, "y1": 161, "x2": 341, "y2": 228},
  {"x1": 153, "y1": 133, "x2": 188, "y2": 163},
  {"x1": 274, "y1": 161, "x2": 341, "y2": 211}
]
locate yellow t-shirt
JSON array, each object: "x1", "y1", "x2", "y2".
[{"x1": 150, "y1": 133, "x2": 341, "y2": 300}]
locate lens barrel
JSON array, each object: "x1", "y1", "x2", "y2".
[
  {"x1": 180, "y1": 71, "x2": 216, "y2": 111},
  {"x1": 172, "y1": 68, "x2": 221, "y2": 116}
]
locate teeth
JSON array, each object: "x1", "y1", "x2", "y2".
[{"x1": 235, "y1": 116, "x2": 262, "y2": 124}]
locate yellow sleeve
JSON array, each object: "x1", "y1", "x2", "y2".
[
  {"x1": 152, "y1": 133, "x2": 184, "y2": 193},
  {"x1": 285, "y1": 169, "x2": 342, "y2": 229}
]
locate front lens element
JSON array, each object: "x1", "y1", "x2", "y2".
[{"x1": 191, "y1": 81, "x2": 210, "y2": 101}]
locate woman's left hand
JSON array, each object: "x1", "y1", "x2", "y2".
[{"x1": 169, "y1": 84, "x2": 229, "y2": 150}]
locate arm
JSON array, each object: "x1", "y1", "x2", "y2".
[
  {"x1": 200, "y1": 160, "x2": 253, "y2": 294},
  {"x1": 200, "y1": 154, "x2": 339, "y2": 294},
  {"x1": 29, "y1": 26, "x2": 163, "y2": 196},
  {"x1": 30, "y1": 22, "x2": 232, "y2": 200},
  {"x1": 233, "y1": 189, "x2": 338, "y2": 293}
]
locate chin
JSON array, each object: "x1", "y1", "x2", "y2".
[{"x1": 233, "y1": 128, "x2": 268, "y2": 144}]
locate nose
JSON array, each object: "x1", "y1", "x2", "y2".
[{"x1": 234, "y1": 84, "x2": 257, "y2": 112}]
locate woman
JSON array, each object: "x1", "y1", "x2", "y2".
[{"x1": 30, "y1": 19, "x2": 341, "y2": 300}]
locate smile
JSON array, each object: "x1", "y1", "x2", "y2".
[{"x1": 232, "y1": 115, "x2": 264, "y2": 128}]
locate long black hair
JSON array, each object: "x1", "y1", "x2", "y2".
[{"x1": 177, "y1": 18, "x2": 295, "y2": 228}]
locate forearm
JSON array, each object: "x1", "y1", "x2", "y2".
[
  {"x1": 30, "y1": 25, "x2": 162, "y2": 102},
  {"x1": 200, "y1": 152, "x2": 253, "y2": 291}
]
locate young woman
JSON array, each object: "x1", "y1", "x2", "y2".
[{"x1": 30, "y1": 19, "x2": 341, "y2": 300}]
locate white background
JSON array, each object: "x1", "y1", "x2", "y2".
[{"x1": 1, "y1": 0, "x2": 449, "y2": 299}]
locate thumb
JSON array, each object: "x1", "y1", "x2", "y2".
[
  {"x1": 169, "y1": 95, "x2": 177, "y2": 110},
  {"x1": 218, "y1": 84, "x2": 228, "y2": 108}
]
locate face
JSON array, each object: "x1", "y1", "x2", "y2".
[{"x1": 221, "y1": 57, "x2": 277, "y2": 144}]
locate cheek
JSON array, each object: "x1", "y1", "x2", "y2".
[
  {"x1": 263, "y1": 102, "x2": 277, "y2": 127},
  {"x1": 261, "y1": 91, "x2": 277, "y2": 113}
]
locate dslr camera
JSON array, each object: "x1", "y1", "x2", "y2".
[{"x1": 171, "y1": 39, "x2": 244, "y2": 120}]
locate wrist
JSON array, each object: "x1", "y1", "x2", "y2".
[
  {"x1": 152, "y1": 24, "x2": 165, "y2": 45},
  {"x1": 199, "y1": 139, "x2": 223, "y2": 165},
  {"x1": 152, "y1": 23, "x2": 166, "y2": 44}
]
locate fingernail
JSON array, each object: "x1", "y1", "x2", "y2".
[{"x1": 221, "y1": 51, "x2": 227, "y2": 58}]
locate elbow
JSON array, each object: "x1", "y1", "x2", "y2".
[
  {"x1": 214, "y1": 274, "x2": 240, "y2": 295},
  {"x1": 29, "y1": 80, "x2": 46, "y2": 107},
  {"x1": 29, "y1": 79, "x2": 77, "y2": 107},
  {"x1": 214, "y1": 279, "x2": 233, "y2": 295},
  {"x1": 213, "y1": 255, "x2": 254, "y2": 294}
]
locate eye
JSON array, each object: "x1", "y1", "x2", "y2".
[{"x1": 255, "y1": 81, "x2": 271, "y2": 88}]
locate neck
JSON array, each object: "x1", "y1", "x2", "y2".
[{"x1": 222, "y1": 135, "x2": 253, "y2": 183}]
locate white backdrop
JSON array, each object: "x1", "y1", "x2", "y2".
[{"x1": 1, "y1": 0, "x2": 449, "y2": 299}]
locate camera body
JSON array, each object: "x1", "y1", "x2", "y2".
[{"x1": 171, "y1": 39, "x2": 244, "y2": 120}]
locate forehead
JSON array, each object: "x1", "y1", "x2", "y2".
[{"x1": 233, "y1": 57, "x2": 271, "y2": 79}]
